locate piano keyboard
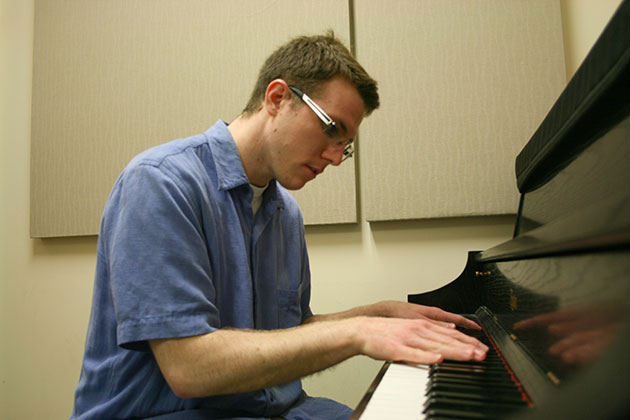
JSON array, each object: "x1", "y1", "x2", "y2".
[
  {"x1": 354, "y1": 329, "x2": 531, "y2": 420},
  {"x1": 355, "y1": 363, "x2": 430, "y2": 419}
]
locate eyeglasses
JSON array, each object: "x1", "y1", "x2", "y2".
[{"x1": 289, "y1": 86, "x2": 354, "y2": 162}]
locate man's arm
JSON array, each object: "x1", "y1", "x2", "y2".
[
  {"x1": 304, "y1": 300, "x2": 481, "y2": 331},
  {"x1": 150, "y1": 305, "x2": 487, "y2": 399}
]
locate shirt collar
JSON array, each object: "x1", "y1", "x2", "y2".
[
  {"x1": 205, "y1": 120, "x2": 250, "y2": 191},
  {"x1": 204, "y1": 120, "x2": 284, "y2": 209}
]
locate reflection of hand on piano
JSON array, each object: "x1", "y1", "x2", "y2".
[{"x1": 513, "y1": 304, "x2": 626, "y2": 365}]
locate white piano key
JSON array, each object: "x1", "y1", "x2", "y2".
[{"x1": 357, "y1": 363, "x2": 430, "y2": 419}]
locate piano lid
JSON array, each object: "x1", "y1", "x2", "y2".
[
  {"x1": 482, "y1": 114, "x2": 630, "y2": 261},
  {"x1": 515, "y1": 0, "x2": 629, "y2": 194}
]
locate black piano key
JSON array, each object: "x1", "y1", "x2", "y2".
[
  {"x1": 431, "y1": 366, "x2": 507, "y2": 375},
  {"x1": 429, "y1": 365, "x2": 510, "y2": 377},
  {"x1": 440, "y1": 354, "x2": 503, "y2": 363},
  {"x1": 429, "y1": 372, "x2": 514, "y2": 386},
  {"x1": 425, "y1": 407, "x2": 503, "y2": 420},
  {"x1": 423, "y1": 396, "x2": 524, "y2": 414},
  {"x1": 426, "y1": 381, "x2": 524, "y2": 397},
  {"x1": 429, "y1": 372, "x2": 515, "y2": 385},
  {"x1": 426, "y1": 382, "x2": 522, "y2": 397},
  {"x1": 438, "y1": 360, "x2": 501, "y2": 366},
  {"x1": 426, "y1": 390, "x2": 527, "y2": 404},
  {"x1": 436, "y1": 362, "x2": 506, "y2": 371}
]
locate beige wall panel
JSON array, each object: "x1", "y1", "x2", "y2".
[
  {"x1": 30, "y1": 0, "x2": 354, "y2": 238},
  {"x1": 355, "y1": 0, "x2": 566, "y2": 221}
]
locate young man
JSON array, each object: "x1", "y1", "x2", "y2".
[{"x1": 71, "y1": 33, "x2": 487, "y2": 420}]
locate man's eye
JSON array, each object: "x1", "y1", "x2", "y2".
[{"x1": 324, "y1": 126, "x2": 338, "y2": 139}]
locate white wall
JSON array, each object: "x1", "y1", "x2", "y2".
[{"x1": 0, "y1": 0, "x2": 622, "y2": 418}]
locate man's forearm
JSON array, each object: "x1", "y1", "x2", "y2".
[
  {"x1": 150, "y1": 318, "x2": 361, "y2": 399},
  {"x1": 304, "y1": 307, "x2": 373, "y2": 324},
  {"x1": 303, "y1": 301, "x2": 396, "y2": 324}
]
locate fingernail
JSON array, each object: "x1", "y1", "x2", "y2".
[{"x1": 474, "y1": 348, "x2": 487, "y2": 360}]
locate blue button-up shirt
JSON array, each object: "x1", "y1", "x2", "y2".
[{"x1": 70, "y1": 121, "x2": 351, "y2": 420}]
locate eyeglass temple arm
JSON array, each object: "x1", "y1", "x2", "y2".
[{"x1": 288, "y1": 86, "x2": 335, "y2": 127}]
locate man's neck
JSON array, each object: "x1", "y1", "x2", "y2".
[{"x1": 227, "y1": 113, "x2": 272, "y2": 188}]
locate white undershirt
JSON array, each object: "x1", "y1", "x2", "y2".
[{"x1": 250, "y1": 183, "x2": 268, "y2": 215}]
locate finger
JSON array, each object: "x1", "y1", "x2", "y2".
[
  {"x1": 423, "y1": 307, "x2": 482, "y2": 330},
  {"x1": 427, "y1": 320, "x2": 456, "y2": 329},
  {"x1": 455, "y1": 317, "x2": 482, "y2": 331},
  {"x1": 433, "y1": 327, "x2": 489, "y2": 357},
  {"x1": 395, "y1": 348, "x2": 444, "y2": 365},
  {"x1": 409, "y1": 325, "x2": 488, "y2": 361},
  {"x1": 414, "y1": 336, "x2": 486, "y2": 362},
  {"x1": 423, "y1": 322, "x2": 489, "y2": 351},
  {"x1": 437, "y1": 339, "x2": 487, "y2": 362}
]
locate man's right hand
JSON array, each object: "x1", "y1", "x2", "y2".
[{"x1": 349, "y1": 316, "x2": 488, "y2": 365}]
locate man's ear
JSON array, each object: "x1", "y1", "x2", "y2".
[{"x1": 264, "y1": 79, "x2": 290, "y2": 116}]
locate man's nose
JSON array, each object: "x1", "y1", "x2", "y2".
[{"x1": 321, "y1": 143, "x2": 344, "y2": 166}]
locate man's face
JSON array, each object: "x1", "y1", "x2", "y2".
[{"x1": 268, "y1": 76, "x2": 365, "y2": 190}]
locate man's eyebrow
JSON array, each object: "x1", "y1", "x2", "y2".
[{"x1": 335, "y1": 118, "x2": 349, "y2": 137}]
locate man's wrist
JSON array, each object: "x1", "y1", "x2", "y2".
[{"x1": 333, "y1": 316, "x2": 370, "y2": 357}]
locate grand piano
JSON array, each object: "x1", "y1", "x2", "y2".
[{"x1": 351, "y1": 2, "x2": 629, "y2": 419}]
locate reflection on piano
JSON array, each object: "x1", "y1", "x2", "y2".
[{"x1": 351, "y1": 2, "x2": 630, "y2": 419}]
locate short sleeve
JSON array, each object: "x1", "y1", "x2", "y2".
[{"x1": 103, "y1": 162, "x2": 219, "y2": 350}]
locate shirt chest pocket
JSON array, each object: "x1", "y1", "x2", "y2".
[{"x1": 277, "y1": 287, "x2": 304, "y2": 329}]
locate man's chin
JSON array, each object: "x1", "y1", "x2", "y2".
[{"x1": 277, "y1": 177, "x2": 309, "y2": 191}]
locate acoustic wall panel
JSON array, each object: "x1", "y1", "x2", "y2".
[
  {"x1": 31, "y1": 0, "x2": 354, "y2": 238},
  {"x1": 355, "y1": 0, "x2": 566, "y2": 221}
]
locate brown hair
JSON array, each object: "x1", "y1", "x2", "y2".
[{"x1": 242, "y1": 31, "x2": 379, "y2": 116}]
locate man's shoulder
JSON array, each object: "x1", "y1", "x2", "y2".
[
  {"x1": 127, "y1": 132, "x2": 210, "y2": 171},
  {"x1": 106, "y1": 131, "x2": 219, "y2": 208},
  {"x1": 122, "y1": 121, "x2": 240, "y2": 186}
]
